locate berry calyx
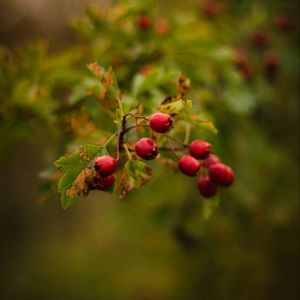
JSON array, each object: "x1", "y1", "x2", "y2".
[
  {"x1": 94, "y1": 155, "x2": 117, "y2": 177},
  {"x1": 89, "y1": 174, "x2": 115, "y2": 190},
  {"x1": 203, "y1": 154, "x2": 221, "y2": 168},
  {"x1": 135, "y1": 138, "x2": 158, "y2": 160},
  {"x1": 178, "y1": 155, "x2": 201, "y2": 176},
  {"x1": 197, "y1": 175, "x2": 217, "y2": 198},
  {"x1": 149, "y1": 112, "x2": 173, "y2": 133},
  {"x1": 209, "y1": 163, "x2": 235, "y2": 186},
  {"x1": 137, "y1": 15, "x2": 152, "y2": 30},
  {"x1": 189, "y1": 140, "x2": 211, "y2": 159}
]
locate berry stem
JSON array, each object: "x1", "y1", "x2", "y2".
[
  {"x1": 164, "y1": 134, "x2": 189, "y2": 147},
  {"x1": 167, "y1": 139, "x2": 180, "y2": 159}
]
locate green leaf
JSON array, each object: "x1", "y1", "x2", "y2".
[
  {"x1": 87, "y1": 63, "x2": 120, "y2": 109},
  {"x1": 54, "y1": 144, "x2": 107, "y2": 209},
  {"x1": 178, "y1": 114, "x2": 218, "y2": 134},
  {"x1": 116, "y1": 160, "x2": 152, "y2": 198},
  {"x1": 158, "y1": 98, "x2": 192, "y2": 115}
]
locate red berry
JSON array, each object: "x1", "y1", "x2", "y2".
[
  {"x1": 137, "y1": 15, "x2": 152, "y2": 30},
  {"x1": 94, "y1": 155, "x2": 117, "y2": 177},
  {"x1": 149, "y1": 112, "x2": 173, "y2": 133},
  {"x1": 135, "y1": 138, "x2": 158, "y2": 160},
  {"x1": 252, "y1": 31, "x2": 267, "y2": 47},
  {"x1": 197, "y1": 175, "x2": 217, "y2": 198},
  {"x1": 202, "y1": 1, "x2": 220, "y2": 17},
  {"x1": 178, "y1": 155, "x2": 201, "y2": 176},
  {"x1": 209, "y1": 163, "x2": 235, "y2": 186},
  {"x1": 189, "y1": 140, "x2": 211, "y2": 159},
  {"x1": 89, "y1": 174, "x2": 115, "y2": 190},
  {"x1": 203, "y1": 154, "x2": 221, "y2": 168},
  {"x1": 265, "y1": 51, "x2": 279, "y2": 80},
  {"x1": 275, "y1": 16, "x2": 292, "y2": 31}
]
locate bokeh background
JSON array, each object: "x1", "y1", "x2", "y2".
[{"x1": 0, "y1": 0, "x2": 299, "y2": 299}]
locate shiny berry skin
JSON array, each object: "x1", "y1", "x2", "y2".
[
  {"x1": 137, "y1": 15, "x2": 152, "y2": 30},
  {"x1": 178, "y1": 155, "x2": 201, "y2": 176},
  {"x1": 149, "y1": 112, "x2": 173, "y2": 133},
  {"x1": 89, "y1": 174, "x2": 115, "y2": 190},
  {"x1": 209, "y1": 163, "x2": 235, "y2": 186},
  {"x1": 135, "y1": 138, "x2": 158, "y2": 160},
  {"x1": 189, "y1": 140, "x2": 211, "y2": 159},
  {"x1": 203, "y1": 154, "x2": 221, "y2": 168},
  {"x1": 197, "y1": 175, "x2": 217, "y2": 198},
  {"x1": 94, "y1": 155, "x2": 117, "y2": 177}
]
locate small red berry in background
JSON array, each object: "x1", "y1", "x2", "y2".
[
  {"x1": 252, "y1": 31, "x2": 268, "y2": 48},
  {"x1": 189, "y1": 140, "x2": 211, "y2": 159},
  {"x1": 275, "y1": 16, "x2": 292, "y2": 31},
  {"x1": 197, "y1": 175, "x2": 217, "y2": 198},
  {"x1": 201, "y1": 1, "x2": 220, "y2": 18},
  {"x1": 137, "y1": 15, "x2": 152, "y2": 30},
  {"x1": 178, "y1": 155, "x2": 201, "y2": 176},
  {"x1": 135, "y1": 138, "x2": 158, "y2": 160},
  {"x1": 94, "y1": 155, "x2": 117, "y2": 177},
  {"x1": 149, "y1": 112, "x2": 173, "y2": 133},
  {"x1": 209, "y1": 163, "x2": 235, "y2": 186},
  {"x1": 264, "y1": 51, "x2": 280, "y2": 81},
  {"x1": 140, "y1": 65, "x2": 154, "y2": 76},
  {"x1": 233, "y1": 52, "x2": 253, "y2": 80},
  {"x1": 203, "y1": 154, "x2": 220, "y2": 168},
  {"x1": 155, "y1": 19, "x2": 170, "y2": 35}
]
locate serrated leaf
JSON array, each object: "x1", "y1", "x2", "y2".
[
  {"x1": 116, "y1": 160, "x2": 152, "y2": 198},
  {"x1": 158, "y1": 98, "x2": 192, "y2": 115},
  {"x1": 87, "y1": 63, "x2": 120, "y2": 109},
  {"x1": 178, "y1": 114, "x2": 218, "y2": 134},
  {"x1": 54, "y1": 144, "x2": 107, "y2": 209}
]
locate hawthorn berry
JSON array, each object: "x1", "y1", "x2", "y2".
[
  {"x1": 203, "y1": 154, "x2": 221, "y2": 168},
  {"x1": 135, "y1": 138, "x2": 158, "y2": 160},
  {"x1": 189, "y1": 140, "x2": 211, "y2": 159},
  {"x1": 209, "y1": 163, "x2": 235, "y2": 186},
  {"x1": 197, "y1": 175, "x2": 217, "y2": 198},
  {"x1": 137, "y1": 15, "x2": 152, "y2": 30},
  {"x1": 89, "y1": 174, "x2": 115, "y2": 190},
  {"x1": 149, "y1": 112, "x2": 173, "y2": 133},
  {"x1": 252, "y1": 31, "x2": 267, "y2": 48},
  {"x1": 202, "y1": 1, "x2": 220, "y2": 17},
  {"x1": 265, "y1": 52, "x2": 279, "y2": 81},
  {"x1": 94, "y1": 155, "x2": 117, "y2": 177},
  {"x1": 178, "y1": 155, "x2": 201, "y2": 176},
  {"x1": 275, "y1": 16, "x2": 292, "y2": 31}
]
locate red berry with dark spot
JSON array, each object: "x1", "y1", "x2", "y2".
[
  {"x1": 94, "y1": 155, "x2": 117, "y2": 177},
  {"x1": 89, "y1": 174, "x2": 115, "y2": 190},
  {"x1": 137, "y1": 15, "x2": 152, "y2": 30},
  {"x1": 203, "y1": 154, "x2": 221, "y2": 168},
  {"x1": 149, "y1": 112, "x2": 173, "y2": 133},
  {"x1": 189, "y1": 140, "x2": 211, "y2": 159},
  {"x1": 178, "y1": 155, "x2": 201, "y2": 176},
  {"x1": 197, "y1": 175, "x2": 217, "y2": 198},
  {"x1": 209, "y1": 163, "x2": 235, "y2": 186},
  {"x1": 135, "y1": 138, "x2": 158, "y2": 160}
]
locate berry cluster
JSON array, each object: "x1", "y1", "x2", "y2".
[
  {"x1": 178, "y1": 141, "x2": 235, "y2": 198},
  {"x1": 89, "y1": 155, "x2": 117, "y2": 191},
  {"x1": 88, "y1": 112, "x2": 235, "y2": 198}
]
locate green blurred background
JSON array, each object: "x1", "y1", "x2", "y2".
[{"x1": 0, "y1": 0, "x2": 299, "y2": 299}]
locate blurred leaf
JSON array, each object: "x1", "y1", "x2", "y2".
[{"x1": 158, "y1": 98, "x2": 192, "y2": 115}]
